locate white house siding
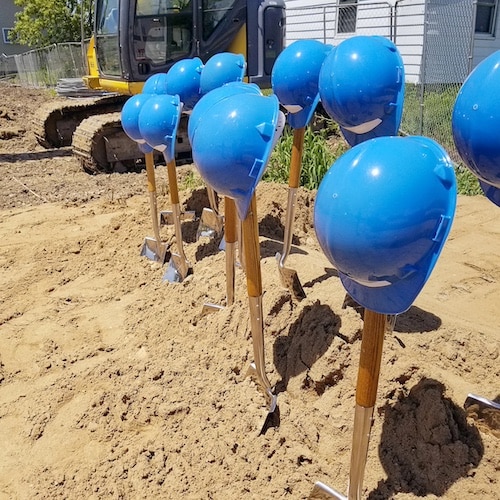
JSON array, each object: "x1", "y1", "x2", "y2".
[
  {"x1": 393, "y1": 0, "x2": 426, "y2": 83},
  {"x1": 284, "y1": 0, "x2": 427, "y2": 83},
  {"x1": 285, "y1": 0, "x2": 500, "y2": 84}
]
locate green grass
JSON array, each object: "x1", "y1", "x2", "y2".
[
  {"x1": 264, "y1": 118, "x2": 347, "y2": 190},
  {"x1": 264, "y1": 85, "x2": 485, "y2": 196},
  {"x1": 402, "y1": 83, "x2": 483, "y2": 196},
  {"x1": 455, "y1": 164, "x2": 482, "y2": 196},
  {"x1": 180, "y1": 168, "x2": 205, "y2": 191}
]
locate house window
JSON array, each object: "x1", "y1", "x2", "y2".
[
  {"x1": 475, "y1": 0, "x2": 497, "y2": 35},
  {"x1": 338, "y1": 0, "x2": 357, "y2": 34},
  {"x1": 2, "y1": 28, "x2": 13, "y2": 44}
]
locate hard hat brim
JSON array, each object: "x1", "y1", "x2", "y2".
[
  {"x1": 287, "y1": 94, "x2": 320, "y2": 129},
  {"x1": 479, "y1": 180, "x2": 500, "y2": 207}
]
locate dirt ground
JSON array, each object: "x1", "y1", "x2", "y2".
[{"x1": 0, "y1": 81, "x2": 499, "y2": 499}]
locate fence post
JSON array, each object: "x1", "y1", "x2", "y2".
[
  {"x1": 323, "y1": 7, "x2": 327, "y2": 44},
  {"x1": 418, "y1": 0, "x2": 429, "y2": 136},
  {"x1": 468, "y1": 0, "x2": 478, "y2": 75}
]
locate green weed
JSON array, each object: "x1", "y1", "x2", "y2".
[{"x1": 265, "y1": 119, "x2": 347, "y2": 190}]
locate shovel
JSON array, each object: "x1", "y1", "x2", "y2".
[
  {"x1": 197, "y1": 186, "x2": 224, "y2": 240},
  {"x1": 464, "y1": 393, "x2": 500, "y2": 434},
  {"x1": 159, "y1": 167, "x2": 195, "y2": 225},
  {"x1": 140, "y1": 151, "x2": 168, "y2": 264},
  {"x1": 163, "y1": 158, "x2": 192, "y2": 283},
  {"x1": 276, "y1": 126, "x2": 306, "y2": 300},
  {"x1": 243, "y1": 194, "x2": 277, "y2": 416},
  {"x1": 223, "y1": 197, "x2": 237, "y2": 306},
  {"x1": 309, "y1": 309, "x2": 387, "y2": 500},
  {"x1": 201, "y1": 196, "x2": 238, "y2": 315},
  {"x1": 160, "y1": 209, "x2": 196, "y2": 225}
]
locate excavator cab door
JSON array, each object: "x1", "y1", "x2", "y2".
[
  {"x1": 95, "y1": 0, "x2": 122, "y2": 77},
  {"x1": 94, "y1": 0, "x2": 285, "y2": 88}
]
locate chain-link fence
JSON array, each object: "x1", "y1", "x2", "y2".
[
  {"x1": 13, "y1": 42, "x2": 87, "y2": 88},
  {"x1": 286, "y1": 0, "x2": 477, "y2": 163},
  {"x1": 416, "y1": 0, "x2": 474, "y2": 163},
  {"x1": 0, "y1": 53, "x2": 17, "y2": 78}
]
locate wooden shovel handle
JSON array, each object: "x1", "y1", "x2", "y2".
[
  {"x1": 145, "y1": 152, "x2": 157, "y2": 193},
  {"x1": 242, "y1": 194, "x2": 262, "y2": 298},
  {"x1": 356, "y1": 309, "x2": 387, "y2": 408},
  {"x1": 166, "y1": 159, "x2": 180, "y2": 204},
  {"x1": 224, "y1": 197, "x2": 237, "y2": 245},
  {"x1": 289, "y1": 127, "x2": 305, "y2": 189}
]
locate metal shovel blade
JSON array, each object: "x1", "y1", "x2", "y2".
[
  {"x1": 200, "y1": 302, "x2": 225, "y2": 316},
  {"x1": 219, "y1": 235, "x2": 226, "y2": 251},
  {"x1": 140, "y1": 236, "x2": 168, "y2": 264},
  {"x1": 277, "y1": 251, "x2": 306, "y2": 300},
  {"x1": 160, "y1": 210, "x2": 196, "y2": 225},
  {"x1": 163, "y1": 252, "x2": 191, "y2": 283},
  {"x1": 196, "y1": 207, "x2": 224, "y2": 239},
  {"x1": 246, "y1": 362, "x2": 278, "y2": 413},
  {"x1": 309, "y1": 482, "x2": 346, "y2": 500},
  {"x1": 464, "y1": 393, "x2": 500, "y2": 433}
]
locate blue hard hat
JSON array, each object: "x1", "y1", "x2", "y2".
[
  {"x1": 479, "y1": 180, "x2": 500, "y2": 207},
  {"x1": 121, "y1": 93, "x2": 154, "y2": 154},
  {"x1": 314, "y1": 136, "x2": 457, "y2": 315},
  {"x1": 271, "y1": 40, "x2": 333, "y2": 129},
  {"x1": 165, "y1": 57, "x2": 204, "y2": 111},
  {"x1": 452, "y1": 50, "x2": 500, "y2": 207},
  {"x1": 191, "y1": 92, "x2": 285, "y2": 219},
  {"x1": 188, "y1": 81, "x2": 262, "y2": 145},
  {"x1": 319, "y1": 36, "x2": 405, "y2": 146},
  {"x1": 199, "y1": 52, "x2": 246, "y2": 95},
  {"x1": 138, "y1": 94, "x2": 182, "y2": 163},
  {"x1": 142, "y1": 73, "x2": 169, "y2": 95}
]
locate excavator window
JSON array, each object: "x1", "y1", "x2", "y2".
[
  {"x1": 133, "y1": 0, "x2": 193, "y2": 66},
  {"x1": 202, "y1": 0, "x2": 237, "y2": 40}
]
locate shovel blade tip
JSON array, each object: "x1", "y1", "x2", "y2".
[{"x1": 308, "y1": 482, "x2": 346, "y2": 500}]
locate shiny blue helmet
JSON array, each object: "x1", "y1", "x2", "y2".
[
  {"x1": 188, "y1": 81, "x2": 262, "y2": 145},
  {"x1": 165, "y1": 57, "x2": 204, "y2": 111},
  {"x1": 142, "y1": 73, "x2": 169, "y2": 95},
  {"x1": 199, "y1": 52, "x2": 246, "y2": 95},
  {"x1": 121, "y1": 93, "x2": 154, "y2": 154},
  {"x1": 271, "y1": 39, "x2": 333, "y2": 129},
  {"x1": 191, "y1": 92, "x2": 285, "y2": 219},
  {"x1": 314, "y1": 136, "x2": 457, "y2": 315},
  {"x1": 319, "y1": 35, "x2": 405, "y2": 146},
  {"x1": 452, "y1": 50, "x2": 500, "y2": 207},
  {"x1": 138, "y1": 94, "x2": 182, "y2": 163}
]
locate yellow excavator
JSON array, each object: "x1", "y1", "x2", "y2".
[{"x1": 33, "y1": 0, "x2": 286, "y2": 173}]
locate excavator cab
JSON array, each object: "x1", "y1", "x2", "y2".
[
  {"x1": 36, "y1": 0, "x2": 286, "y2": 173},
  {"x1": 89, "y1": 0, "x2": 286, "y2": 94}
]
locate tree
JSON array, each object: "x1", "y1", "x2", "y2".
[{"x1": 10, "y1": 0, "x2": 93, "y2": 48}]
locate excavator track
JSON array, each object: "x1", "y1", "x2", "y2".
[
  {"x1": 33, "y1": 94, "x2": 128, "y2": 149},
  {"x1": 72, "y1": 111, "x2": 143, "y2": 173},
  {"x1": 72, "y1": 111, "x2": 192, "y2": 174}
]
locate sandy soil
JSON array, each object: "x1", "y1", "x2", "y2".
[{"x1": 0, "y1": 81, "x2": 499, "y2": 499}]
